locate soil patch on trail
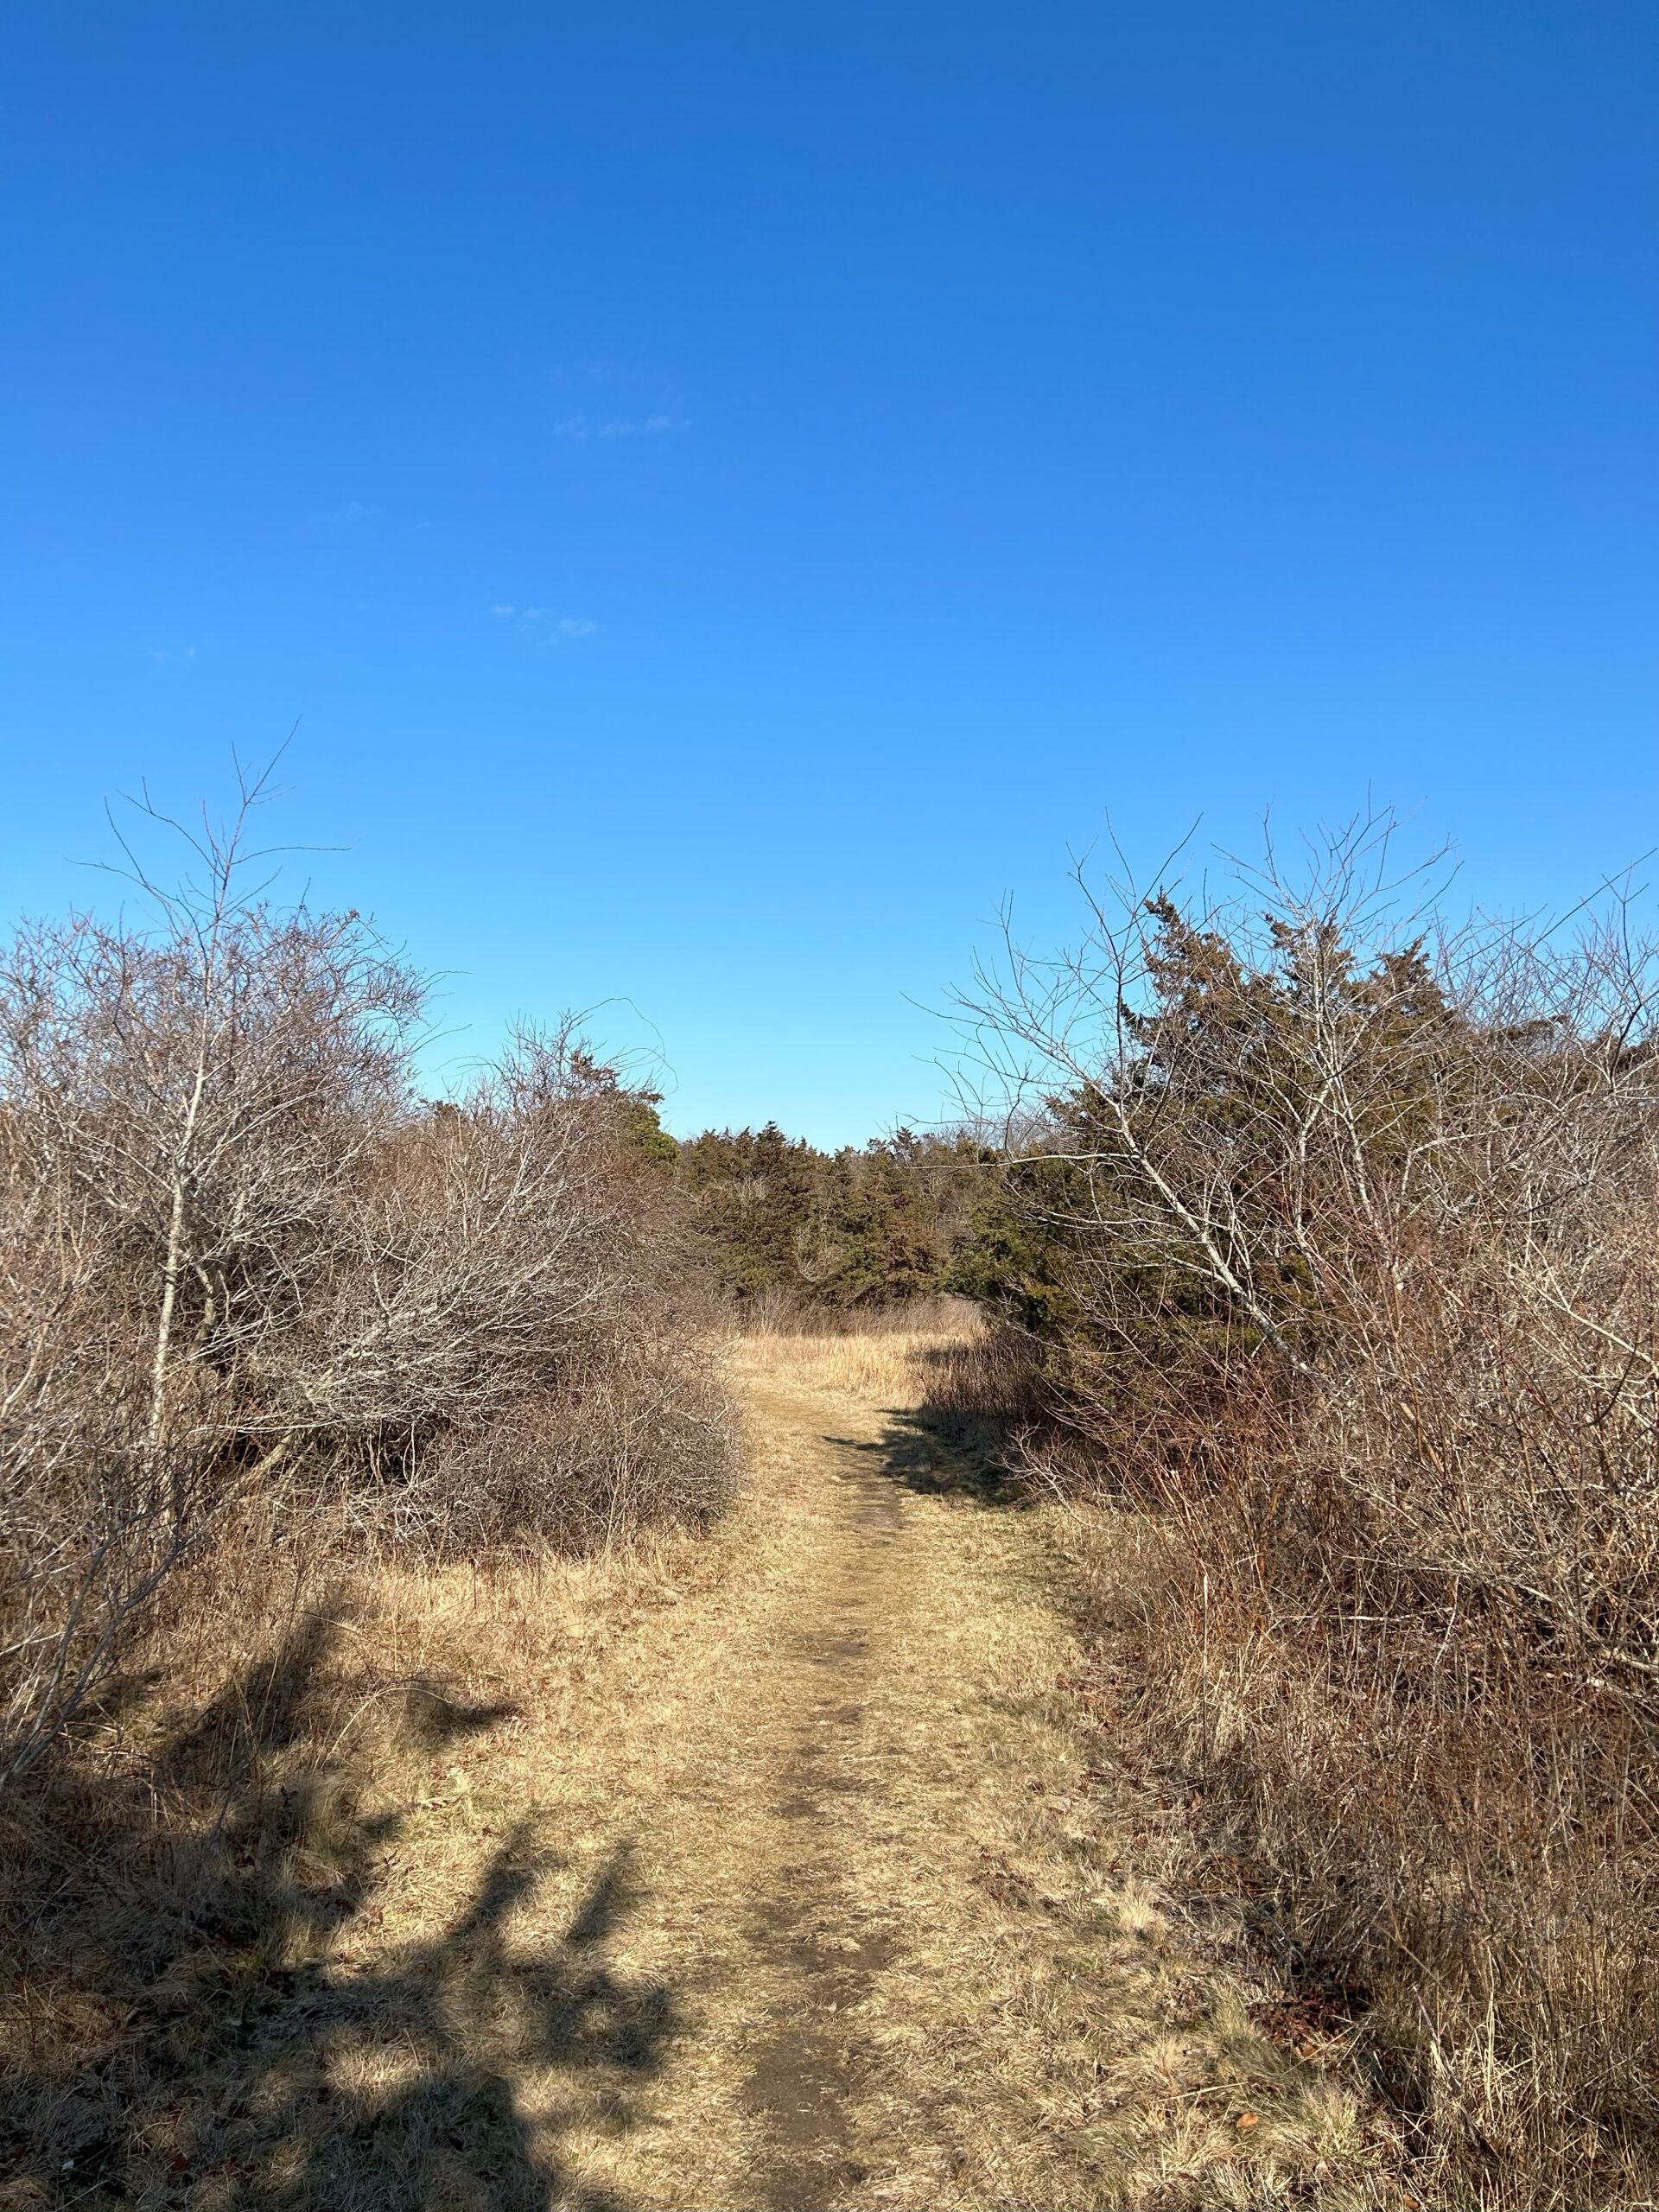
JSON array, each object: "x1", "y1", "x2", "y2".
[{"x1": 739, "y1": 1465, "x2": 909, "y2": 2209}]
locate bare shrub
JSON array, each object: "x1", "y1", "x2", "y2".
[
  {"x1": 0, "y1": 778, "x2": 734, "y2": 1785},
  {"x1": 963, "y1": 816, "x2": 1659, "y2": 2204},
  {"x1": 0, "y1": 779, "x2": 421, "y2": 1783},
  {"x1": 272, "y1": 1030, "x2": 734, "y2": 1542},
  {"x1": 413, "y1": 1351, "x2": 734, "y2": 1554},
  {"x1": 0, "y1": 1147, "x2": 165, "y2": 1789}
]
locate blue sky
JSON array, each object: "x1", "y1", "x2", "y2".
[{"x1": 3, "y1": 3, "x2": 1655, "y2": 1142}]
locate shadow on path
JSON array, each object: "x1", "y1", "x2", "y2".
[{"x1": 824, "y1": 1405, "x2": 1027, "y2": 1507}]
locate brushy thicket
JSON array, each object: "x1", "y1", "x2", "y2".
[
  {"x1": 0, "y1": 791, "x2": 734, "y2": 1791},
  {"x1": 963, "y1": 821, "x2": 1659, "y2": 2208}
]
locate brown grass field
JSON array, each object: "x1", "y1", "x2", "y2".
[{"x1": 2, "y1": 1317, "x2": 1405, "y2": 2209}]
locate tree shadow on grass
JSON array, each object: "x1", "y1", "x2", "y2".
[
  {"x1": 825, "y1": 1404, "x2": 1028, "y2": 1508},
  {"x1": 0, "y1": 1607, "x2": 670, "y2": 2211}
]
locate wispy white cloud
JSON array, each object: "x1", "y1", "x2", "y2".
[
  {"x1": 490, "y1": 605, "x2": 598, "y2": 645},
  {"x1": 315, "y1": 499, "x2": 379, "y2": 526},
  {"x1": 552, "y1": 412, "x2": 685, "y2": 442},
  {"x1": 149, "y1": 644, "x2": 198, "y2": 667}
]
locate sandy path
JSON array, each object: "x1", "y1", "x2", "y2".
[
  {"x1": 533, "y1": 1348, "x2": 1389, "y2": 2210},
  {"x1": 730, "y1": 1386, "x2": 919, "y2": 2209}
]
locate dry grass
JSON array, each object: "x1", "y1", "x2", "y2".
[
  {"x1": 1, "y1": 1320, "x2": 1402, "y2": 2209},
  {"x1": 1, "y1": 1503, "x2": 781, "y2": 2209},
  {"x1": 734, "y1": 1292, "x2": 983, "y2": 1338},
  {"x1": 724, "y1": 1310, "x2": 981, "y2": 1403}
]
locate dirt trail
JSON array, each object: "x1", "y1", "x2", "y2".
[
  {"x1": 733, "y1": 1400, "x2": 915, "y2": 2210},
  {"x1": 515, "y1": 1342, "x2": 1390, "y2": 2210}
]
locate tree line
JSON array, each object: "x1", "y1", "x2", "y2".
[{"x1": 671, "y1": 1121, "x2": 1002, "y2": 1315}]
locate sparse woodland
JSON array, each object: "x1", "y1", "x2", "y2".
[{"x1": 4, "y1": 794, "x2": 1658, "y2": 2209}]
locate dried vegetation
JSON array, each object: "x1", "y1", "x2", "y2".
[
  {"x1": 961, "y1": 817, "x2": 1659, "y2": 2206},
  {"x1": 0, "y1": 778, "x2": 738, "y2": 2205},
  {"x1": 0, "y1": 773, "x2": 734, "y2": 1788},
  {"x1": 10, "y1": 772, "x2": 1658, "y2": 2208}
]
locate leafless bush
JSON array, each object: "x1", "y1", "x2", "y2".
[
  {"x1": 410, "y1": 1346, "x2": 735, "y2": 1554},
  {"x1": 0, "y1": 776, "x2": 734, "y2": 1785},
  {"x1": 0, "y1": 773, "x2": 422, "y2": 1783},
  {"x1": 963, "y1": 816, "x2": 1659, "y2": 2203}
]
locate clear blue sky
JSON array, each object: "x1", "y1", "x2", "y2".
[{"x1": 3, "y1": 4, "x2": 1655, "y2": 1143}]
